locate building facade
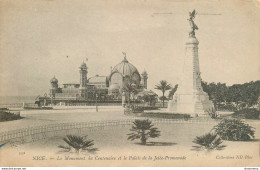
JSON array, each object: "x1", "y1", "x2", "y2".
[{"x1": 37, "y1": 55, "x2": 152, "y2": 106}]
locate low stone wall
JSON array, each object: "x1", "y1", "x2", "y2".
[
  {"x1": 139, "y1": 112, "x2": 191, "y2": 119},
  {"x1": 53, "y1": 105, "x2": 123, "y2": 110}
]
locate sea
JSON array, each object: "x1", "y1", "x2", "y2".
[{"x1": 0, "y1": 96, "x2": 37, "y2": 105}]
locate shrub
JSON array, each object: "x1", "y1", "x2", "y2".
[
  {"x1": 127, "y1": 119, "x2": 160, "y2": 145},
  {"x1": 232, "y1": 108, "x2": 259, "y2": 119},
  {"x1": 142, "y1": 106, "x2": 159, "y2": 110},
  {"x1": 0, "y1": 111, "x2": 22, "y2": 122},
  {"x1": 217, "y1": 103, "x2": 237, "y2": 111},
  {"x1": 207, "y1": 107, "x2": 218, "y2": 119},
  {"x1": 192, "y1": 133, "x2": 226, "y2": 151},
  {"x1": 213, "y1": 119, "x2": 255, "y2": 141},
  {"x1": 132, "y1": 106, "x2": 144, "y2": 113},
  {"x1": 58, "y1": 135, "x2": 98, "y2": 153}
]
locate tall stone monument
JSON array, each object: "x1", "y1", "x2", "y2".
[{"x1": 167, "y1": 10, "x2": 214, "y2": 116}]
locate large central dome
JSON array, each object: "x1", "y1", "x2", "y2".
[
  {"x1": 110, "y1": 57, "x2": 139, "y2": 77},
  {"x1": 108, "y1": 56, "x2": 141, "y2": 89}
]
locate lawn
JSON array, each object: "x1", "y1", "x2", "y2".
[
  {"x1": 0, "y1": 108, "x2": 259, "y2": 166},
  {"x1": 9, "y1": 120, "x2": 260, "y2": 165}
]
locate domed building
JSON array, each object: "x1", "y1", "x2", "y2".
[
  {"x1": 37, "y1": 54, "x2": 153, "y2": 106},
  {"x1": 108, "y1": 56, "x2": 141, "y2": 87},
  {"x1": 107, "y1": 56, "x2": 146, "y2": 99}
]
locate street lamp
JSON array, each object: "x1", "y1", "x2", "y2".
[
  {"x1": 96, "y1": 93, "x2": 99, "y2": 112},
  {"x1": 131, "y1": 83, "x2": 136, "y2": 108}
]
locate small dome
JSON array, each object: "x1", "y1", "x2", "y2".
[
  {"x1": 80, "y1": 62, "x2": 87, "y2": 69},
  {"x1": 108, "y1": 84, "x2": 120, "y2": 91},
  {"x1": 142, "y1": 70, "x2": 148, "y2": 76},
  {"x1": 50, "y1": 76, "x2": 58, "y2": 84}
]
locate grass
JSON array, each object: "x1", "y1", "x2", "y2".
[
  {"x1": 16, "y1": 121, "x2": 260, "y2": 157},
  {"x1": 1, "y1": 109, "x2": 259, "y2": 167},
  {"x1": 19, "y1": 123, "x2": 217, "y2": 153},
  {"x1": 1, "y1": 109, "x2": 259, "y2": 153}
]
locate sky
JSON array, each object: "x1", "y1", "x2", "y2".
[{"x1": 0, "y1": 0, "x2": 259, "y2": 96}]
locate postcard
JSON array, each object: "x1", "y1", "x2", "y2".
[{"x1": 0, "y1": 0, "x2": 259, "y2": 167}]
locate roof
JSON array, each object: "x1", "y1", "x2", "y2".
[
  {"x1": 88, "y1": 75, "x2": 107, "y2": 83},
  {"x1": 63, "y1": 83, "x2": 80, "y2": 85},
  {"x1": 50, "y1": 76, "x2": 58, "y2": 83},
  {"x1": 79, "y1": 62, "x2": 87, "y2": 69},
  {"x1": 137, "y1": 90, "x2": 158, "y2": 97},
  {"x1": 108, "y1": 56, "x2": 140, "y2": 80}
]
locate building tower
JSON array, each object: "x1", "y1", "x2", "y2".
[
  {"x1": 141, "y1": 70, "x2": 148, "y2": 89},
  {"x1": 167, "y1": 10, "x2": 214, "y2": 116},
  {"x1": 79, "y1": 62, "x2": 88, "y2": 99},
  {"x1": 50, "y1": 76, "x2": 58, "y2": 98}
]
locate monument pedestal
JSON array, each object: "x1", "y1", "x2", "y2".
[
  {"x1": 168, "y1": 91, "x2": 214, "y2": 117},
  {"x1": 167, "y1": 36, "x2": 214, "y2": 117}
]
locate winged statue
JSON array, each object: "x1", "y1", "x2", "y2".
[{"x1": 188, "y1": 10, "x2": 199, "y2": 37}]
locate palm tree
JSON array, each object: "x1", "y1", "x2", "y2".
[
  {"x1": 127, "y1": 119, "x2": 160, "y2": 145},
  {"x1": 58, "y1": 135, "x2": 98, "y2": 154},
  {"x1": 123, "y1": 81, "x2": 138, "y2": 107},
  {"x1": 192, "y1": 133, "x2": 226, "y2": 151},
  {"x1": 155, "y1": 80, "x2": 172, "y2": 107}
]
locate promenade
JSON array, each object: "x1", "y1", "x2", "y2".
[{"x1": 0, "y1": 106, "x2": 124, "y2": 133}]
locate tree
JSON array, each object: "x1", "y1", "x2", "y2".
[
  {"x1": 231, "y1": 81, "x2": 260, "y2": 109},
  {"x1": 123, "y1": 82, "x2": 138, "y2": 107},
  {"x1": 227, "y1": 84, "x2": 243, "y2": 110},
  {"x1": 138, "y1": 91, "x2": 158, "y2": 106},
  {"x1": 159, "y1": 96, "x2": 168, "y2": 102},
  {"x1": 168, "y1": 84, "x2": 178, "y2": 99},
  {"x1": 201, "y1": 81, "x2": 228, "y2": 109},
  {"x1": 202, "y1": 80, "x2": 260, "y2": 111},
  {"x1": 127, "y1": 119, "x2": 160, "y2": 145},
  {"x1": 58, "y1": 135, "x2": 98, "y2": 154},
  {"x1": 155, "y1": 80, "x2": 172, "y2": 107}
]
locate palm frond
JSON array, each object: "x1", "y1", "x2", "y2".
[
  {"x1": 58, "y1": 145, "x2": 71, "y2": 152},
  {"x1": 192, "y1": 133, "x2": 226, "y2": 151},
  {"x1": 59, "y1": 135, "x2": 98, "y2": 154},
  {"x1": 127, "y1": 119, "x2": 161, "y2": 144}
]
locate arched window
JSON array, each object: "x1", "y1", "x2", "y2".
[{"x1": 110, "y1": 73, "x2": 122, "y2": 87}]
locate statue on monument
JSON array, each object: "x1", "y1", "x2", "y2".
[
  {"x1": 188, "y1": 10, "x2": 199, "y2": 38},
  {"x1": 167, "y1": 10, "x2": 214, "y2": 116}
]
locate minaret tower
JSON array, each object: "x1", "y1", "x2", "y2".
[
  {"x1": 167, "y1": 10, "x2": 214, "y2": 116},
  {"x1": 50, "y1": 76, "x2": 58, "y2": 98},
  {"x1": 141, "y1": 70, "x2": 148, "y2": 89},
  {"x1": 79, "y1": 62, "x2": 88, "y2": 99}
]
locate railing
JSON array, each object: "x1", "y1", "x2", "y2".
[
  {"x1": 155, "y1": 102, "x2": 168, "y2": 108},
  {"x1": 63, "y1": 102, "x2": 122, "y2": 106},
  {"x1": 0, "y1": 102, "x2": 123, "y2": 108},
  {"x1": 0, "y1": 118, "x2": 218, "y2": 145}
]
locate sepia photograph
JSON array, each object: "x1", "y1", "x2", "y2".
[{"x1": 0, "y1": 0, "x2": 259, "y2": 167}]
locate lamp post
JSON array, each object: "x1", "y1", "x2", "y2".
[
  {"x1": 131, "y1": 93, "x2": 134, "y2": 109},
  {"x1": 131, "y1": 83, "x2": 136, "y2": 109},
  {"x1": 96, "y1": 93, "x2": 99, "y2": 112}
]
